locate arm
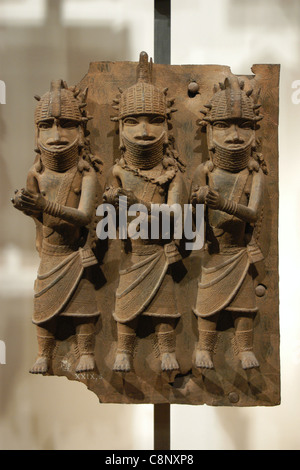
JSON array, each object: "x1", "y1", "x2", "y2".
[
  {"x1": 12, "y1": 168, "x2": 42, "y2": 218},
  {"x1": 25, "y1": 169, "x2": 43, "y2": 219},
  {"x1": 45, "y1": 170, "x2": 97, "y2": 226},
  {"x1": 190, "y1": 163, "x2": 209, "y2": 206},
  {"x1": 16, "y1": 169, "x2": 98, "y2": 227},
  {"x1": 102, "y1": 166, "x2": 123, "y2": 206},
  {"x1": 204, "y1": 169, "x2": 264, "y2": 224},
  {"x1": 167, "y1": 171, "x2": 183, "y2": 206}
]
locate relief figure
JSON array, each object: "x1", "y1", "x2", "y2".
[
  {"x1": 191, "y1": 76, "x2": 267, "y2": 370},
  {"x1": 104, "y1": 52, "x2": 185, "y2": 373},
  {"x1": 12, "y1": 80, "x2": 101, "y2": 374}
]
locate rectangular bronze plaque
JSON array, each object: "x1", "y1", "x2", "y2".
[{"x1": 13, "y1": 57, "x2": 280, "y2": 406}]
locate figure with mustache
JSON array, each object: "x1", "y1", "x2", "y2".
[
  {"x1": 104, "y1": 52, "x2": 185, "y2": 373},
  {"x1": 12, "y1": 80, "x2": 101, "y2": 374},
  {"x1": 191, "y1": 76, "x2": 267, "y2": 370}
]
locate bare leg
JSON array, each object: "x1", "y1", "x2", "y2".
[
  {"x1": 233, "y1": 313, "x2": 259, "y2": 370},
  {"x1": 195, "y1": 315, "x2": 219, "y2": 369},
  {"x1": 113, "y1": 319, "x2": 137, "y2": 372},
  {"x1": 153, "y1": 318, "x2": 179, "y2": 371},
  {"x1": 30, "y1": 320, "x2": 56, "y2": 374},
  {"x1": 74, "y1": 317, "x2": 97, "y2": 373}
]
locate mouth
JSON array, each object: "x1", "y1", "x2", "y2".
[
  {"x1": 48, "y1": 143, "x2": 69, "y2": 150},
  {"x1": 135, "y1": 136, "x2": 156, "y2": 142},
  {"x1": 225, "y1": 143, "x2": 245, "y2": 149}
]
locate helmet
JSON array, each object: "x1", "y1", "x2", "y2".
[
  {"x1": 112, "y1": 51, "x2": 176, "y2": 120},
  {"x1": 200, "y1": 76, "x2": 263, "y2": 124},
  {"x1": 34, "y1": 79, "x2": 90, "y2": 125}
]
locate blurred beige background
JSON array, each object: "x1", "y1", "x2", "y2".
[{"x1": 0, "y1": 0, "x2": 299, "y2": 450}]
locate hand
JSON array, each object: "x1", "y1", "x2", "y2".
[
  {"x1": 11, "y1": 189, "x2": 25, "y2": 211},
  {"x1": 204, "y1": 188, "x2": 224, "y2": 210},
  {"x1": 191, "y1": 185, "x2": 209, "y2": 205},
  {"x1": 114, "y1": 188, "x2": 139, "y2": 209},
  {"x1": 11, "y1": 188, "x2": 46, "y2": 212}
]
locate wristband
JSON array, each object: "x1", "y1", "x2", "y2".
[{"x1": 44, "y1": 200, "x2": 62, "y2": 217}]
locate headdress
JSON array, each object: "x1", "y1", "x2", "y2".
[
  {"x1": 199, "y1": 76, "x2": 266, "y2": 174},
  {"x1": 111, "y1": 51, "x2": 176, "y2": 122},
  {"x1": 34, "y1": 80, "x2": 101, "y2": 173},
  {"x1": 34, "y1": 79, "x2": 92, "y2": 126},
  {"x1": 200, "y1": 76, "x2": 263, "y2": 126}
]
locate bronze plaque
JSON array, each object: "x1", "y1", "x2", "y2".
[{"x1": 12, "y1": 54, "x2": 280, "y2": 406}]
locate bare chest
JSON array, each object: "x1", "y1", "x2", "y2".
[
  {"x1": 116, "y1": 165, "x2": 168, "y2": 204},
  {"x1": 37, "y1": 169, "x2": 82, "y2": 206}
]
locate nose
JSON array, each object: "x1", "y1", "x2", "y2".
[
  {"x1": 141, "y1": 121, "x2": 149, "y2": 138},
  {"x1": 53, "y1": 123, "x2": 61, "y2": 141},
  {"x1": 225, "y1": 124, "x2": 244, "y2": 144},
  {"x1": 46, "y1": 122, "x2": 66, "y2": 145}
]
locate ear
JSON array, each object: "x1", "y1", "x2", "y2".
[
  {"x1": 78, "y1": 126, "x2": 85, "y2": 148},
  {"x1": 119, "y1": 120, "x2": 125, "y2": 150},
  {"x1": 250, "y1": 129, "x2": 256, "y2": 150},
  {"x1": 207, "y1": 124, "x2": 214, "y2": 151},
  {"x1": 163, "y1": 119, "x2": 169, "y2": 145},
  {"x1": 35, "y1": 125, "x2": 40, "y2": 152}
]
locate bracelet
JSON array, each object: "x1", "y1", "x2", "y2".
[
  {"x1": 44, "y1": 200, "x2": 62, "y2": 217},
  {"x1": 221, "y1": 198, "x2": 238, "y2": 215}
]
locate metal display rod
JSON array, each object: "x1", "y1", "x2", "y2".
[
  {"x1": 154, "y1": 0, "x2": 171, "y2": 65},
  {"x1": 153, "y1": 0, "x2": 171, "y2": 451}
]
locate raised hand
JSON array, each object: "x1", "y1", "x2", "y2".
[
  {"x1": 11, "y1": 188, "x2": 46, "y2": 212},
  {"x1": 191, "y1": 185, "x2": 209, "y2": 206},
  {"x1": 204, "y1": 188, "x2": 224, "y2": 210}
]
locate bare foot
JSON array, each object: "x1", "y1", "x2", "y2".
[
  {"x1": 195, "y1": 349, "x2": 214, "y2": 369},
  {"x1": 113, "y1": 352, "x2": 131, "y2": 372},
  {"x1": 239, "y1": 351, "x2": 259, "y2": 370},
  {"x1": 76, "y1": 354, "x2": 95, "y2": 373},
  {"x1": 161, "y1": 352, "x2": 179, "y2": 371},
  {"x1": 29, "y1": 356, "x2": 50, "y2": 374}
]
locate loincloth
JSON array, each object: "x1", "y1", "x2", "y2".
[
  {"x1": 33, "y1": 241, "x2": 99, "y2": 325},
  {"x1": 193, "y1": 244, "x2": 262, "y2": 318},
  {"x1": 113, "y1": 243, "x2": 180, "y2": 323}
]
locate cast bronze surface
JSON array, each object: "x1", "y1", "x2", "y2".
[{"x1": 12, "y1": 58, "x2": 280, "y2": 406}]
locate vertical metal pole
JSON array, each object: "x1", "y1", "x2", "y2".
[
  {"x1": 154, "y1": 403, "x2": 170, "y2": 450},
  {"x1": 153, "y1": 0, "x2": 171, "y2": 451},
  {"x1": 154, "y1": 0, "x2": 171, "y2": 65}
]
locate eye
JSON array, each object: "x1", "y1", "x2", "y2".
[
  {"x1": 38, "y1": 121, "x2": 52, "y2": 129},
  {"x1": 213, "y1": 121, "x2": 229, "y2": 129},
  {"x1": 240, "y1": 121, "x2": 254, "y2": 130},
  {"x1": 123, "y1": 117, "x2": 139, "y2": 125},
  {"x1": 150, "y1": 116, "x2": 165, "y2": 125},
  {"x1": 60, "y1": 120, "x2": 79, "y2": 129}
]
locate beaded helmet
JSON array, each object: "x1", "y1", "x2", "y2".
[
  {"x1": 33, "y1": 80, "x2": 103, "y2": 175},
  {"x1": 199, "y1": 76, "x2": 268, "y2": 174},
  {"x1": 111, "y1": 51, "x2": 176, "y2": 121},
  {"x1": 200, "y1": 75, "x2": 263, "y2": 125},
  {"x1": 34, "y1": 79, "x2": 92, "y2": 127}
]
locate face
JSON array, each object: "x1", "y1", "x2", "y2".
[
  {"x1": 211, "y1": 119, "x2": 255, "y2": 150},
  {"x1": 121, "y1": 114, "x2": 166, "y2": 146},
  {"x1": 37, "y1": 117, "x2": 81, "y2": 152}
]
